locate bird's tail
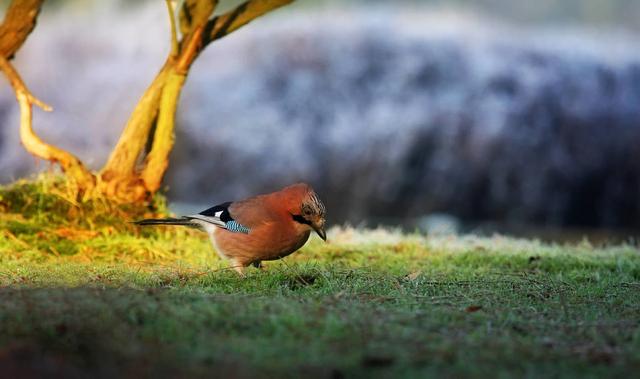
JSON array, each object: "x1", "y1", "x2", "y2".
[{"x1": 133, "y1": 217, "x2": 198, "y2": 227}]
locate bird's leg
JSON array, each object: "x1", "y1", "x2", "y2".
[
  {"x1": 251, "y1": 261, "x2": 263, "y2": 269},
  {"x1": 231, "y1": 259, "x2": 246, "y2": 277}
]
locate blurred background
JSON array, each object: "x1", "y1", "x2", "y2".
[{"x1": 1, "y1": 0, "x2": 639, "y2": 240}]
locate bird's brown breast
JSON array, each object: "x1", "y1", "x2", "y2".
[{"x1": 212, "y1": 224, "x2": 310, "y2": 264}]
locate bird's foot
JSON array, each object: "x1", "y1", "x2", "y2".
[{"x1": 231, "y1": 260, "x2": 246, "y2": 277}]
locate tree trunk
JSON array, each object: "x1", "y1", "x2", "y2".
[
  {"x1": 1, "y1": 0, "x2": 295, "y2": 204},
  {"x1": 140, "y1": 69, "x2": 187, "y2": 193}
]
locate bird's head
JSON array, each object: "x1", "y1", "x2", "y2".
[{"x1": 284, "y1": 183, "x2": 327, "y2": 241}]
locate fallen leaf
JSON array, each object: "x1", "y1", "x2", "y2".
[{"x1": 465, "y1": 305, "x2": 483, "y2": 313}]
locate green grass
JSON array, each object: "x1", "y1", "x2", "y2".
[{"x1": 0, "y1": 179, "x2": 639, "y2": 377}]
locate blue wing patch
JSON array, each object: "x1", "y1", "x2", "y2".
[
  {"x1": 198, "y1": 201, "x2": 249, "y2": 234},
  {"x1": 225, "y1": 220, "x2": 250, "y2": 234}
]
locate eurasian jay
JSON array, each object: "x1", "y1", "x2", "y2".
[{"x1": 134, "y1": 183, "x2": 327, "y2": 275}]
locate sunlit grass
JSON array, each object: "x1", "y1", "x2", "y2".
[{"x1": 0, "y1": 177, "x2": 639, "y2": 377}]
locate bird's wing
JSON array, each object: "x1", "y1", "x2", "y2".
[
  {"x1": 227, "y1": 194, "x2": 278, "y2": 227},
  {"x1": 186, "y1": 201, "x2": 251, "y2": 234}
]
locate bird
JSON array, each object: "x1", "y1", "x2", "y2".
[{"x1": 134, "y1": 183, "x2": 327, "y2": 276}]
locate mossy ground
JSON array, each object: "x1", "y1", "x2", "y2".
[{"x1": 0, "y1": 178, "x2": 639, "y2": 378}]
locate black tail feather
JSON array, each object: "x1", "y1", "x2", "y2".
[{"x1": 132, "y1": 217, "x2": 198, "y2": 227}]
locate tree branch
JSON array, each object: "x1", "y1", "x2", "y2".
[
  {"x1": 140, "y1": 70, "x2": 186, "y2": 192},
  {"x1": 100, "y1": 62, "x2": 171, "y2": 180},
  {"x1": 0, "y1": 56, "x2": 95, "y2": 191},
  {"x1": 166, "y1": 0, "x2": 180, "y2": 58},
  {"x1": 179, "y1": 0, "x2": 218, "y2": 37},
  {"x1": 101, "y1": 0, "x2": 218, "y2": 180},
  {"x1": 205, "y1": 0, "x2": 294, "y2": 45},
  {"x1": 0, "y1": 0, "x2": 45, "y2": 59}
]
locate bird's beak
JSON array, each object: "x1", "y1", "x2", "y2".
[{"x1": 313, "y1": 224, "x2": 327, "y2": 241}]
